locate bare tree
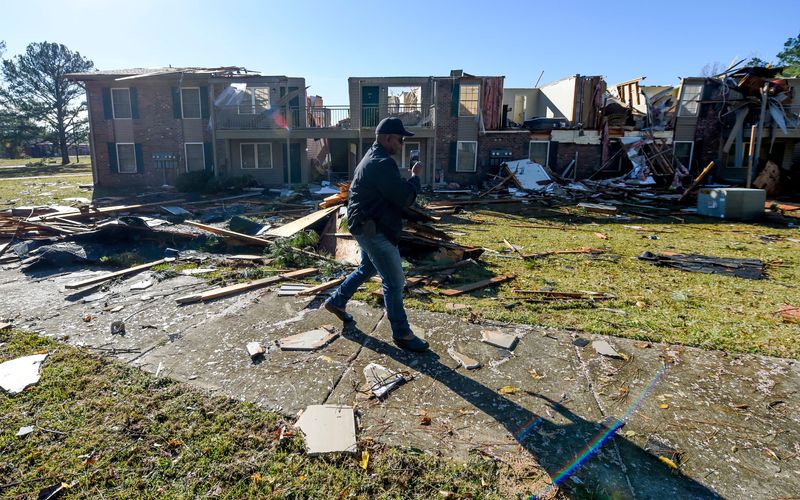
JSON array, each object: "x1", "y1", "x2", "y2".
[
  {"x1": 700, "y1": 62, "x2": 726, "y2": 77},
  {"x1": 0, "y1": 42, "x2": 93, "y2": 165}
]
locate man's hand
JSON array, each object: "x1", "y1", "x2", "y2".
[{"x1": 411, "y1": 161, "x2": 423, "y2": 177}]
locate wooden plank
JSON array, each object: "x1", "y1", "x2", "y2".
[
  {"x1": 175, "y1": 267, "x2": 318, "y2": 304},
  {"x1": 680, "y1": 161, "x2": 716, "y2": 200},
  {"x1": 265, "y1": 205, "x2": 340, "y2": 238},
  {"x1": 296, "y1": 277, "x2": 346, "y2": 296},
  {"x1": 521, "y1": 247, "x2": 604, "y2": 259},
  {"x1": 65, "y1": 259, "x2": 167, "y2": 289},
  {"x1": 426, "y1": 199, "x2": 523, "y2": 208},
  {"x1": 577, "y1": 203, "x2": 618, "y2": 215},
  {"x1": 512, "y1": 290, "x2": 615, "y2": 300},
  {"x1": 439, "y1": 274, "x2": 515, "y2": 296},
  {"x1": 185, "y1": 220, "x2": 271, "y2": 247}
]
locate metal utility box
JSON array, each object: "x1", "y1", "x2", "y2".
[{"x1": 697, "y1": 188, "x2": 765, "y2": 220}]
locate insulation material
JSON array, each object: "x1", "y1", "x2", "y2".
[
  {"x1": 0, "y1": 353, "x2": 48, "y2": 395},
  {"x1": 504, "y1": 159, "x2": 551, "y2": 191},
  {"x1": 481, "y1": 77, "x2": 504, "y2": 131}
]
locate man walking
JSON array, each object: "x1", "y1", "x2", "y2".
[{"x1": 324, "y1": 117, "x2": 429, "y2": 352}]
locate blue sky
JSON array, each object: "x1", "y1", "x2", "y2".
[{"x1": 2, "y1": 0, "x2": 799, "y2": 104}]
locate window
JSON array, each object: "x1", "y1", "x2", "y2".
[
  {"x1": 184, "y1": 143, "x2": 205, "y2": 172},
  {"x1": 111, "y1": 88, "x2": 132, "y2": 119},
  {"x1": 528, "y1": 141, "x2": 550, "y2": 166},
  {"x1": 116, "y1": 143, "x2": 136, "y2": 173},
  {"x1": 459, "y1": 83, "x2": 480, "y2": 116},
  {"x1": 456, "y1": 141, "x2": 477, "y2": 172},
  {"x1": 181, "y1": 88, "x2": 201, "y2": 119},
  {"x1": 673, "y1": 141, "x2": 694, "y2": 169},
  {"x1": 239, "y1": 87, "x2": 271, "y2": 114},
  {"x1": 240, "y1": 143, "x2": 273, "y2": 169},
  {"x1": 678, "y1": 83, "x2": 703, "y2": 117}
]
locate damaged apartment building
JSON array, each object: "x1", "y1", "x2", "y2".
[{"x1": 69, "y1": 65, "x2": 800, "y2": 194}]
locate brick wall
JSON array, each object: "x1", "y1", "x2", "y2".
[
  {"x1": 88, "y1": 77, "x2": 213, "y2": 189},
  {"x1": 554, "y1": 143, "x2": 603, "y2": 179},
  {"x1": 693, "y1": 81, "x2": 724, "y2": 174}
]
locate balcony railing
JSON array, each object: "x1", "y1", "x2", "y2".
[
  {"x1": 215, "y1": 103, "x2": 434, "y2": 130},
  {"x1": 216, "y1": 105, "x2": 352, "y2": 130},
  {"x1": 361, "y1": 104, "x2": 433, "y2": 128}
]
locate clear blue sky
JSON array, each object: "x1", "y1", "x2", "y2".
[{"x1": 3, "y1": 0, "x2": 798, "y2": 104}]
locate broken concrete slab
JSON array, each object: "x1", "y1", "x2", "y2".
[
  {"x1": 295, "y1": 404, "x2": 357, "y2": 455},
  {"x1": 129, "y1": 279, "x2": 153, "y2": 291},
  {"x1": 278, "y1": 325, "x2": 338, "y2": 351},
  {"x1": 480, "y1": 329, "x2": 518, "y2": 350},
  {"x1": 133, "y1": 296, "x2": 380, "y2": 415},
  {"x1": 447, "y1": 348, "x2": 481, "y2": 369},
  {"x1": 0, "y1": 353, "x2": 48, "y2": 394},
  {"x1": 246, "y1": 342, "x2": 265, "y2": 359},
  {"x1": 592, "y1": 339, "x2": 622, "y2": 358}
]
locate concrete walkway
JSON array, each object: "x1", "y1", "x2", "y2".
[{"x1": 1, "y1": 264, "x2": 798, "y2": 498}]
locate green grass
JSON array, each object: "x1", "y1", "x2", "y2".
[
  {"x1": 381, "y1": 204, "x2": 800, "y2": 359},
  {"x1": 0, "y1": 173, "x2": 94, "y2": 206},
  {"x1": 0, "y1": 157, "x2": 92, "y2": 176},
  {"x1": 0, "y1": 157, "x2": 94, "y2": 206},
  {"x1": 0, "y1": 330, "x2": 516, "y2": 498}
]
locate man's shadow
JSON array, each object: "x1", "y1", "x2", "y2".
[{"x1": 340, "y1": 323, "x2": 720, "y2": 499}]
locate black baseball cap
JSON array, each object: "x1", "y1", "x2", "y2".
[{"x1": 375, "y1": 117, "x2": 414, "y2": 136}]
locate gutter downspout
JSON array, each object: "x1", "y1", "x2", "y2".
[
  {"x1": 431, "y1": 76, "x2": 437, "y2": 186},
  {"x1": 210, "y1": 82, "x2": 218, "y2": 177},
  {"x1": 84, "y1": 81, "x2": 98, "y2": 185}
]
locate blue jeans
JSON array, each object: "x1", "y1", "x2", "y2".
[{"x1": 327, "y1": 232, "x2": 410, "y2": 337}]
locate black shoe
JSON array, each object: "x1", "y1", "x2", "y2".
[
  {"x1": 392, "y1": 334, "x2": 429, "y2": 352},
  {"x1": 324, "y1": 300, "x2": 353, "y2": 323}
]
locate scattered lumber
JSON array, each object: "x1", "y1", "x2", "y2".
[
  {"x1": 319, "y1": 183, "x2": 350, "y2": 208},
  {"x1": 185, "y1": 220, "x2": 271, "y2": 247},
  {"x1": 266, "y1": 205, "x2": 340, "y2": 238},
  {"x1": 176, "y1": 267, "x2": 318, "y2": 304},
  {"x1": 297, "y1": 277, "x2": 346, "y2": 296},
  {"x1": 521, "y1": 247, "x2": 604, "y2": 259},
  {"x1": 65, "y1": 259, "x2": 167, "y2": 289},
  {"x1": 512, "y1": 290, "x2": 615, "y2": 301},
  {"x1": 426, "y1": 199, "x2": 523, "y2": 209},
  {"x1": 577, "y1": 203, "x2": 618, "y2": 215},
  {"x1": 439, "y1": 274, "x2": 515, "y2": 296}
]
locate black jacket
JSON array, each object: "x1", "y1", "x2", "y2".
[{"x1": 347, "y1": 142, "x2": 421, "y2": 244}]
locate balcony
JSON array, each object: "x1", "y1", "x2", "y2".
[
  {"x1": 216, "y1": 105, "x2": 352, "y2": 130},
  {"x1": 360, "y1": 104, "x2": 434, "y2": 129}
]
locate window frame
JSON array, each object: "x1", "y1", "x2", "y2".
[
  {"x1": 455, "y1": 141, "x2": 478, "y2": 172},
  {"x1": 240, "y1": 142, "x2": 273, "y2": 170},
  {"x1": 180, "y1": 87, "x2": 202, "y2": 119},
  {"x1": 528, "y1": 140, "x2": 550, "y2": 166},
  {"x1": 238, "y1": 87, "x2": 271, "y2": 115},
  {"x1": 673, "y1": 140, "x2": 694, "y2": 169},
  {"x1": 678, "y1": 83, "x2": 703, "y2": 117},
  {"x1": 184, "y1": 142, "x2": 206, "y2": 172},
  {"x1": 115, "y1": 143, "x2": 137, "y2": 174},
  {"x1": 111, "y1": 88, "x2": 132, "y2": 119},
  {"x1": 459, "y1": 83, "x2": 480, "y2": 117}
]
